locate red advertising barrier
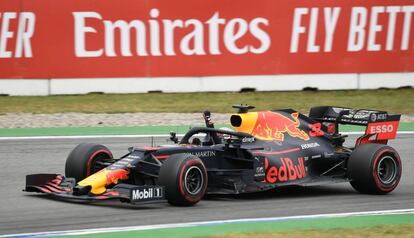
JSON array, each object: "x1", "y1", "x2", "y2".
[{"x1": 0, "y1": 0, "x2": 413, "y2": 78}]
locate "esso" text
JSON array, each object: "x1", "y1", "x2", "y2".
[{"x1": 369, "y1": 124, "x2": 394, "y2": 134}]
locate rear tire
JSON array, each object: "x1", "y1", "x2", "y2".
[
  {"x1": 348, "y1": 144, "x2": 401, "y2": 194},
  {"x1": 65, "y1": 143, "x2": 113, "y2": 182},
  {"x1": 158, "y1": 154, "x2": 208, "y2": 206}
]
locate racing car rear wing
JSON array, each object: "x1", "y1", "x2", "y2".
[{"x1": 309, "y1": 106, "x2": 401, "y2": 143}]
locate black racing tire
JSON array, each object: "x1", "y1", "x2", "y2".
[
  {"x1": 348, "y1": 144, "x2": 401, "y2": 194},
  {"x1": 65, "y1": 143, "x2": 113, "y2": 182},
  {"x1": 158, "y1": 154, "x2": 208, "y2": 206}
]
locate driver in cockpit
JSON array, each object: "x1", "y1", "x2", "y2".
[{"x1": 188, "y1": 111, "x2": 235, "y2": 146}]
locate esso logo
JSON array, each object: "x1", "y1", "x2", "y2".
[{"x1": 370, "y1": 124, "x2": 394, "y2": 134}]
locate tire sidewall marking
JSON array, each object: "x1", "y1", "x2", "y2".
[
  {"x1": 178, "y1": 158, "x2": 207, "y2": 203},
  {"x1": 371, "y1": 148, "x2": 401, "y2": 192},
  {"x1": 86, "y1": 149, "x2": 113, "y2": 176}
]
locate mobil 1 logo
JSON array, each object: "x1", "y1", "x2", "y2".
[{"x1": 130, "y1": 186, "x2": 164, "y2": 203}]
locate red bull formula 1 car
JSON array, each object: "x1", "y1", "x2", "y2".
[{"x1": 25, "y1": 105, "x2": 402, "y2": 206}]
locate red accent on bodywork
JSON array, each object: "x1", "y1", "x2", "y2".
[
  {"x1": 51, "y1": 176, "x2": 63, "y2": 184},
  {"x1": 309, "y1": 123, "x2": 324, "y2": 137},
  {"x1": 366, "y1": 121, "x2": 399, "y2": 140},
  {"x1": 43, "y1": 185, "x2": 65, "y2": 193},
  {"x1": 253, "y1": 147, "x2": 300, "y2": 155},
  {"x1": 155, "y1": 155, "x2": 170, "y2": 160},
  {"x1": 46, "y1": 182, "x2": 65, "y2": 191},
  {"x1": 357, "y1": 120, "x2": 399, "y2": 146},
  {"x1": 105, "y1": 169, "x2": 129, "y2": 184},
  {"x1": 263, "y1": 157, "x2": 306, "y2": 183},
  {"x1": 326, "y1": 123, "x2": 336, "y2": 134},
  {"x1": 36, "y1": 186, "x2": 52, "y2": 193},
  {"x1": 142, "y1": 146, "x2": 160, "y2": 150},
  {"x1": 94, "y1": 196, "x2": 109, "y2": 199},
  {"x1": 104, "y1": 191, "x2": 120, "y2": 196},
  {"x1": 356, "y1": 134, "x2": 388, "y2": 146}
]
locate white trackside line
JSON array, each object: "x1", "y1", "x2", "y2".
[
  {"x1": 1, "y1": 208, "x2": 414, "y2": 238},
  {"x1": 0, "y1": 131, "x2": 413, "y2": 140},
  {"x1": 0, "y1": 134, "x2": 185, "y2": 140}
]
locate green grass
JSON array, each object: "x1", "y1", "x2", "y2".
[
  {"x1": 0, "y1": 89, "x2": 413, "y2": 114},
  {"x1": 206, "y1": 224, "x2": 414, "y2": 238},
  {"x1": 56, "y1": 213, "x2": 414, "y2": 238}
]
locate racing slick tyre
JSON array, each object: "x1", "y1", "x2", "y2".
[
  {"x1": 348, "y1": 144, "x2": 401, "y2": 194},
  {"x1": 65, "y1": 143, "x2": 114, "y2": 182},
  {"x1": 158, "y1": 154, "x2": 208, "y2": 206}
]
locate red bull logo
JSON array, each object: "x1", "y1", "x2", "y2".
[
  {"x1": 78, "y1": 168, "x2": 129, "y2": 195},
  {"x1": 105, "y1": 169, "x2": 129, "y2": 184},
  {"x1": 264, "y1": 157, "x2": 306, "y2": 183},
  {"x1": 251, "y1": 112, "x2": 310, "y2": 141}
]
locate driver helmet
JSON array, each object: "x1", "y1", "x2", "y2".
[{"x1": 218, "y1": 127, "x2": 234, "y2": 140}]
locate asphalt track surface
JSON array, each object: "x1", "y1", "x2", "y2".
[{"x1": 0, "y1": 135, "x2": 413, "y2": 235}]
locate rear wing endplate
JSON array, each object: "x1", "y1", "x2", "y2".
[{"x1": 309, "y1": 106, "x2": 400, "y2": 143}]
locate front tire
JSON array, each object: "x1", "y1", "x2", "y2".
[
  {"x1": 65, "y1": 143, "x2": 113, "y2": 182},
  {"x1": 158, "y1": 154, "x2": 208, "y2": 206},
  {"x1": 348, "y1": 144, "x2": 401, "y2": 194}
]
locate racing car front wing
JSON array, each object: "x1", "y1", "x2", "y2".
[{"x1": 24, "y1": 174, "x2": 165, "y2": 204}]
